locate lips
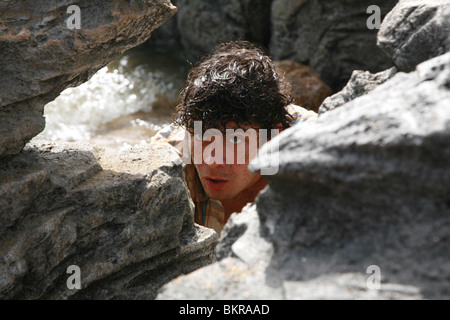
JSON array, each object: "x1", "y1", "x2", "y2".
[{"x1": 204, "y1": 176, "x2": 229, "y2": 191}]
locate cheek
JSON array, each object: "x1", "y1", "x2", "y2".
[
  {"x1": 228, "y1": 164, "x2": 258, "y2": 185},
  {"x1": 190, "y1": 141, "x2": 205, "y2": 164}
]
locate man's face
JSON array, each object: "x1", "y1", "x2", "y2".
[{"x1": 191, "y1": 122, "x2": 263, "y2": 201}]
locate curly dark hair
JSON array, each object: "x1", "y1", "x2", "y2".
[{"x1": 173, "y1": 41, "x2": 294, "y2": 133}]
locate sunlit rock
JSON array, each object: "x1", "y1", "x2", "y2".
[
  {"x1": 0, "y1": 0, "x2": 177, "y2": 156},
  {"x1": 0, "y1": 138, "x2": 217, "y2": 299},
  {"x1": 378, "y1": 0, "x2": 450, "y2": 72}
]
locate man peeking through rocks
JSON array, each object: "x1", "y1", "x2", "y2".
[{"x1": 151, "y1": 41, "x2": 317, "y2": 235}]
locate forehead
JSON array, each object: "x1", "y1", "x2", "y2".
[
  {"x1": 222, "y1": 121, "x2": 261, "y2": 130},
  {"x1": 191, "y1": 121, "x2": 262, "y2": 135}
]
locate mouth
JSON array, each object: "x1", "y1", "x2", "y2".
[
  {"x1": 204, "y1": 176, "x2": 229, "y2": 190},
  {"x1": 206, "y1": 177, "x2": 228, "y2": 183}
]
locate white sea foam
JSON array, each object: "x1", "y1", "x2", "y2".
[{"x1": 39, "y1": 46, "x2": 187, "y2": 144}]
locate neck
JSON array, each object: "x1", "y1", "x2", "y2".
[{"x1": 221, "y1": 177, "x2": 268, "y2": 222}]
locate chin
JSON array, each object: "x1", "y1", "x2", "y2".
[{"x1": 206, "y1": 190, "x2": 236, "y2": 201}]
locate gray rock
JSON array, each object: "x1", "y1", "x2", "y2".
[
  {"x1": 378, "y1": 0, "x2": 450, "y2": 72},
  {"x1": 216, "y1": 204, "x2": 273, "y2": 268},
  {"x1": 151, "y1": 0, "x2": 401, "y2": 91},
  {"x1": 157, "y1": 52, "x2": 450, "y2": 300},
  {"x1": 157, "y1": 256, "x2": 284, "y2": 300},
  {"x1": 270, "y1": 0, "x2": 398, "y2": 91},
  {"x1": 318, "y1": 67, "x2": 398, "y2": 115},
  {"x1": 0, "y1": 138, "x2": 217, "y2": 299},
  {"x1": 0, "y1": 0, "x2": 177, "y2": 157}
]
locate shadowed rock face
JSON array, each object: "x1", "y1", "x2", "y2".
[
  {"x1": 0, "y1": 138, "x2": 217, "y2": 299},
  {"x1": 151, "y1": 0, "x2": 272, "y2": 61},
  {"x1": 0, "y1": 0, "x2": 177, "y2": 156},
  {"x1": 150, "y1": 0, "x2": 399, "y2": 92},
  {"x1": 269, "y1": 0, "x2": 399, "y2": 91},
  {"x1": 156, "y1": 52, "x2": 450, "y2": 300}
]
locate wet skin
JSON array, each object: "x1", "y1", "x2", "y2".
[{"x1": 192, "y1": 122, "x2": 271, "y2": 220}]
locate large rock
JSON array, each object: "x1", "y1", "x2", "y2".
[
  {"x1": 150, "y1": 0, "x2": 272, "y2": 60},
  {"x1": 378, "y1": 0, "x2": 450, "y2": 72},
  {"x1": 270, "y1": 0, "x2": 398, "y2": 91},
  {"x1": 157, "y1": 52, "x2": 450, "y2": 300},
  {"x1": 152, "y1": 0, "x2": 399, "y2": 92},
  {"x1": 0, "y1": 0, "x2": 177, "y2": 157},
  {"x1": 0, "y1": 138, "x2": 217, "y2": 299}
]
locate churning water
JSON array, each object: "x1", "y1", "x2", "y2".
[{"x1": 38, "y1": 44, "x2": 190, "y2": 150}]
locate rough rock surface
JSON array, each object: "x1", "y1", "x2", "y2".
[
  {"x1": 318, "y1": 67, "x2": 398, "y2": 115},
  {"x1": 151, "y1": 0, "x2": 398, "y2": 92},
  {"x1": 150, "y1": 0, "x2": 272, "y2": 60},
  {"x1": 0, "y1": 138, "x2": 217, "y2": 299},
  {"x1": 270, "y1": 0, "x2": 398, "y2": 91},
  {"x1": 157, "y1": 52, "x2": 450, "y2": 300},
  {"x1": 0, "y1": 0, "x2": 177, "y2": 157},
  {"x1": 378, "y1": 0, "x2": 450, "y2": 72},
  {"x1": 274, "y1": 60, "x2": 333, "y2": 113}
]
